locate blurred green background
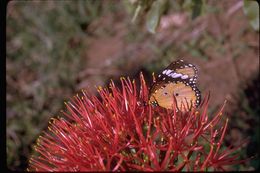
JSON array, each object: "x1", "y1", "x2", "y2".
[{"x1": 6, "y1": 0, "x2": 259, "y2": 171}]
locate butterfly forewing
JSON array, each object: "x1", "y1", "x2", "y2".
[
  {"x1": 175, "y1": 67, "x2": 196, "y2": 78},
  {"x1": 158, "y1": 59, "x2": 198, "y2": 81}
]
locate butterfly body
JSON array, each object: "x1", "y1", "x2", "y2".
[{"x1": 149, "y1": 59, "x2": 201, "y2": 112}]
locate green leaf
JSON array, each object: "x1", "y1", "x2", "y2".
[
  {"x1": 191, "y1": 0, "x2": 204, "y2": 20},
  {"x1": 243, "y1": 0, "x2": 259, "y2": 31},
  {"x1": 132, "y1": 4, "x2": 142, "y2": 23},
  {"x1": 183, "y1": 0, "x2": 205, "y2": 20},
  {"x1": 146, "y1": 0, "x2": 167, "y2": 34}
]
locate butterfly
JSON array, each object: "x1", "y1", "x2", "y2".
[{"x1": 149, "y1": 59, "x2": 201, "y2": 112}]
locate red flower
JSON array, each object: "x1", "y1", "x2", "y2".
[{"x1": 28, "y1": 73, "x2": 247, "y2": 171}]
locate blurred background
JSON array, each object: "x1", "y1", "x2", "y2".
[{"x1": 6, "y1": 0, "x2": 259, "y2": 171}]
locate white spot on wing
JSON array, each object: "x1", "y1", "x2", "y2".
[
  {"x1": 165, "y1": 70, "x2": 172, "y2": 75},
  {"x1": 170, "y1": 72, "x2": 177, "y2": 77},
  {"x1": 162, "y1": 70, "x2": 167, "y2": 74},
  {"x1": 181, "y1": 75, "x2": 189, "y2": 79},
  {"x1": 171, "y1": 73, "x2": 182, "y2": 78}
]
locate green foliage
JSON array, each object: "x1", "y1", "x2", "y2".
[
  {"x1": 130, "y1": 0, "x2": 207, "y2": 33},
  {"x1": 145, "y1": 0, "x2": 167, "y2": 33},
  {"x1": 131, "y1": 0, "x2": 155, "y2": 23},
  {"x1": 243, "y1": 0, "x2": 259, "y2": 31},
  {"x1": 129, "y1": 0, "x2": 259, "y2": 34},
  {"x1": 183, "y1": 0, "x2": 206, "y2": 19}
]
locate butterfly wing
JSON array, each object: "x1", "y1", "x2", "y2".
[
  {"x1": 149, "y1": 81, "x2": 200, "y2": 111},
  {"x1": 149, "y1": 59, "x2": 201, "y2": 112},
  {"x1": 157, "y1": 59, "x2": 198, "y2": 85}
]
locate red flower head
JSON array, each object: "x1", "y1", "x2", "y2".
[{"x1": 28, "y1": 73, "x2": 247, "y2": 171}]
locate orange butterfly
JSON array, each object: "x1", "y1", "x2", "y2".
[{"x1": 149, "y1": 59, "x2": 201, "y2": 112}]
